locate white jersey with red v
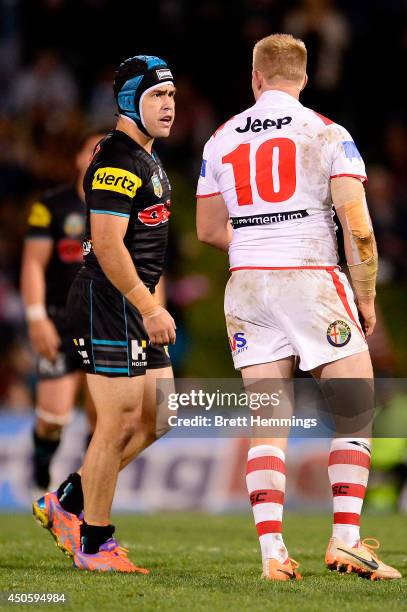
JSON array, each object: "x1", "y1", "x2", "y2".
[{"x1": 197, "y1": 90, "x2": 367, "y2": 270}]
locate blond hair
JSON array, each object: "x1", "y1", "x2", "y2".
[{"x1": 253, "y1": 33, "x2": 307, "y2": 84}]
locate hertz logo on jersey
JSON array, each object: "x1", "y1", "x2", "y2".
[{"x1": 92, "y1": 167, "x2": 142, "y2": 197}]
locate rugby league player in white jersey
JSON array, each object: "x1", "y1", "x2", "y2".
[{"x1": 196, "y1": 34, "x2": 401, "y2": 581}]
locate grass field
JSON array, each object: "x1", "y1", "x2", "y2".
[{"x1": 0, "y1": 513, "x2": 406, "y2": 611}]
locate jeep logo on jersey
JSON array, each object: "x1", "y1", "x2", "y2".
[
  {"x1": 138, "y1": 203, "x2": 170, "y2": 226},
  {"x1": 235, "y1": 116, "x2": 292, "y2": 133},
  {"x1": 151, "y1": 173, "x2": 163, "y2": 198},
  {"x1": 92, "y1": 167, "x2": 142, "y2": 197}
]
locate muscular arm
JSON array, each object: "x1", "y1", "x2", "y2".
[
  {"x1": 196, "y1": 194, "x2": 232, "y2": 251},
  {"x1": 91, "y1": 213, "x2": 175, "y2": 344},
  {"x1": 91, "y1": 213, "x2": 141, "y2": 295},
  {"x1": 331, "y1": 176, "x2": 378, "y2": 335},
  {"x1": 20, "y1": 239, "x2": 61, "y2": 359}
]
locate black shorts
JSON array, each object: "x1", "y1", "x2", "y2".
[
  {"x1": 66, "y1": 276, "x2": 171, "y2": 377},
  {"x1": 37, "y1": 310, "x2": 82, "y2": 381}
]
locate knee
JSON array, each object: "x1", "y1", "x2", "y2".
[
  {"x1": 94, "y1": 422, "x2": 137, "y2": 453},
  {"x1": 136, "y1": 410, "x2": 172, "y2": 443},
  {"x1": 117, "y1": 420, "x2": 139, "y2": 450}
]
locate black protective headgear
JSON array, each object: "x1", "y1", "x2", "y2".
[{"x1": 113, "y1": 55, "x2": 174, "y2": 137}]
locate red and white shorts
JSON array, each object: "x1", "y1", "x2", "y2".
[{"x1": 224, "y1": 268, "x2": 368, "y2": 372}]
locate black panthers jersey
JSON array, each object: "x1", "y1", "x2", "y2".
[
  {"x1": 82, "y1": 130, "x2": 171, "y2": 289},
  {"x1": 25, "y1": 185, "x2": 85, "y2": 308}
]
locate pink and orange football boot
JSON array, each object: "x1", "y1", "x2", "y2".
[
  {"x1": 33, "y1": 492, "x2": 81, "y2": 558},
  {"x1": 73, "y1": 538, "x2": 149, "y2": 574}
]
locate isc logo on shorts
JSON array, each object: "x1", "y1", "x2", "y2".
[
  {"x1": 229, "y1": 332, "x2": 248, "y2": 355},
  {"x1": 92, "y1": 167, "x2": 142, "y2": 197}
]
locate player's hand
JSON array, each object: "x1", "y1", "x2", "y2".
[
  {"x1": 28, "y1": 318, "x2": 61, "y2": 361},
  {"x1": 142, "y1": 306, "x2": 176, "y2": 346},
  {"x1": 356, "y1": 298, "x2": 376, "y2": 337}
]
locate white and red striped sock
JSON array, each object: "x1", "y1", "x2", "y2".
[
  {"x1": 328, "y1": 438, "x2": 371, "y2": 547},
  {"x1": 246, "y1": 445, "x2": 287, "y2": 564}
]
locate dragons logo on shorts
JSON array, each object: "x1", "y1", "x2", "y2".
[{"x1": 326, "y1": 320, "x2": 351, "y2": 347}]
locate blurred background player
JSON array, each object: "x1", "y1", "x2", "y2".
[
  {"x1": 32, "y1": 55, "x2": 176, "y2": 573},
  {"x1": 196, "y1": 34, "x2": 401, "y2": 581},
  {"x1": 21, "y1": 131, "x2": 106, "y2": 493}
]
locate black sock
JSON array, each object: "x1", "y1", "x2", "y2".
[
  {"x1": 80, "y1": 522, "x2": 115, "y2": 554},
  {"x1": 56, "y1": 472, "x2": 84, "y2": 517},
  {"x1": 33, "y1": 430, "x2": 61, "y2": 490}
]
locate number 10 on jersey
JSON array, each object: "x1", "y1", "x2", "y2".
[{"x1": 222, "y1": 137, "x2": 296, "y2": 206}]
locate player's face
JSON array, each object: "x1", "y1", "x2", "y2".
[
  {"x1": 76, "y1": 134, "x2": 104, "y2": 177},
  {"x1": 141, "y1": 85, "x2": 176, "y2": 138}
]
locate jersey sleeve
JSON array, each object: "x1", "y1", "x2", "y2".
[
  {"x1": 25, "y1": 200, "x2": 53, "y2": 240},
  {"x1": 196, "y1": 140, "x2": 220, "y2": 198},
  {"x1": 88, "y1": 155, "x2": 143, "y2": 218},
  {"x1": 328, "y1": 125, "x2": 367, "y2": 182}
]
